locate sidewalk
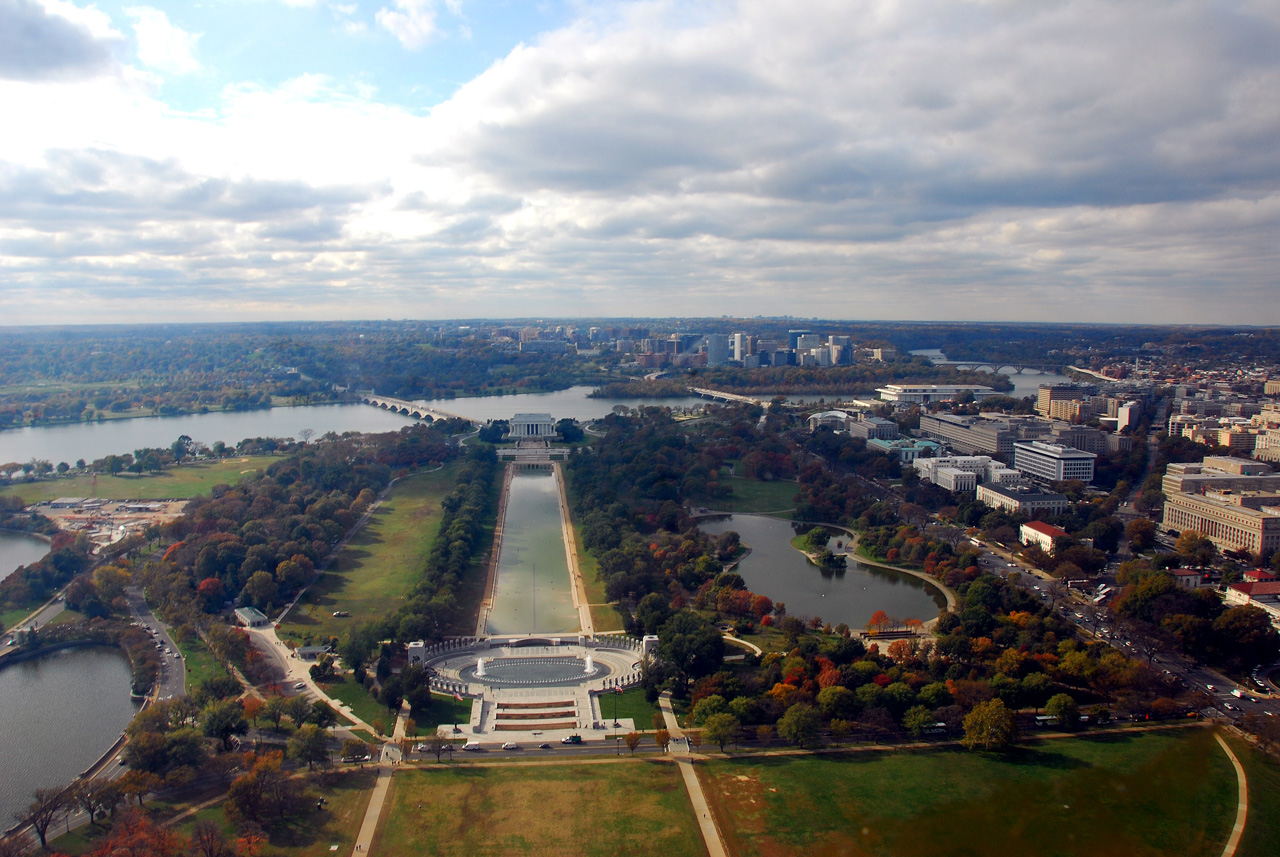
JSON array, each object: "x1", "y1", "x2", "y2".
[{"x1": 660, "y1": 692, "x2": 727, "y2": 857}]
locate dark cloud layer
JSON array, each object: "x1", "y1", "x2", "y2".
[{"x1": 0, "y1": 0, "x2": 117, "y2": 81}]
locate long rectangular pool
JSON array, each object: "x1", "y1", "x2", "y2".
[{"x1": 483, "y1": 466, "x2": 580, "y2": 636}]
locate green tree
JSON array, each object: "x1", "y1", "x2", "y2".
[
  {"x1": 287, "y1": 724, "x2": 331, "y2": 771},
  {"x1": 285, "y1": 694, "x2": 313, "y2": 727},
  {"x1": 261, "y1": 696, "x2": 287, "y2": 731},
  {"x1": 242, "y1": 571, "x2": 278, "y2": 610},
  {"x1": 961, "y1": 699, "x2": 1018, "y2": 751},
  {"x1": 703, "y1": 713, "x2": 740, "y2": 751},
  {"x1": 816, "y1": 685, "x2": 858, "y2": 720},
  {"x1": 777, "y1": 703, "x2": 821, "y2": 748},
  {"x1": 1045, "y1": 693, "x2": 1079, "y2": 730},
  {"x1": 201, "y1": 700, "x2": 249, "y2": 752},
  {"x1": 902, "y1": 705, "x2": 934, "y2": 739},
  {"x1": 658, "y1": 612, "x2": 725, "y2": 694}
]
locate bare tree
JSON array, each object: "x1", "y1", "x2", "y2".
[
  {"x1": 0, "y1": 833, "x2": 32, "y2": 857},
  {"x1": 17, "y1": 787, "x2": 68, "y2": 849},
  {"x1": 1046, "y1": 578, "x2": 1069, "y2": 610},
  {"x1": 297, "y1": 428, "x2": 315, "y2": 445},
  {"x1": 1081, "y1": 601, "x2": 1108, "y2": 636},
  {"x1": 188, "y1": 818, "x2": 234, "y2": 857},
  {"x1": 419, "y1": 733, "x2": 452, "y2": 763}
]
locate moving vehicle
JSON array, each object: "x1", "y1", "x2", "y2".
[
  {"x1": 294, "y1": 681, "x2": 306, "y2": 690},
  {"x1": 463, "y1": 741, "x2": 482, "y2": 751},
  {"x1": 501, "y1": 742, "x2": 520, "y2": 750},
  {"x1": 561, "y1": 735, "x2": 583, "y2": 745}
]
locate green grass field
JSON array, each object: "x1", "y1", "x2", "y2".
[
  {"x1": 701, "y1": 475, "x2": 799, "y2": 514},
  {"x1": 600, "y1": 687, "x2": 662, "y2": 731},
  {"x1": 0, "y1": 456, "x2": 277, "y2": 503},
  {"x1": 414, "y1": 693, "x2": 474, "y2": 733},
  {"x1": 371, "y1": 761, "x2": 704, "y2": 857},
  {"x1": 699, "y1": 726, "x2": 1238, "y2": 857},
  {"x1": 279, "y1": 464, "x2": 460, "y2": 641},
  {"x1": 324, "y1": 676, "x2": 389, "y2": 730},
  {"x1": 172, "y1": 632, "x2": 226, "y2": 689},
  {"x1": 1226, "y1": 734, "x2": 1280, "y2": 857}
]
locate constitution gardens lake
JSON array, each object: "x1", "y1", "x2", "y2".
[
  {"x1": 0, "y1": 647, "x2": 141, "y2": 826},
  {"x1": 0, "y1": 531, "x2": 49, "y2": 584},
  {"x1": 698, "y1": 514, "x2": 947, "y2": 630}
]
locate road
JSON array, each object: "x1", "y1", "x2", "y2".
[
  {"x1": 123, "y1": 585, "x2": 187, "y2": 701},
  {"x1": 975, "y1": 544, "x2": 1280, "y2": 727}
]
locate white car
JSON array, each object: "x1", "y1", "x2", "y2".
[
  {"x1": 501, "y1": 742, "x2": 520, "y2": 750},
  {"x1": 294, "y1": 681, "x2": 306, "y2": 690}
]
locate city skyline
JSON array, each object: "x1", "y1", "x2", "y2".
[{"x1": 3, "y1": 0, "x2": 1279, "y2": 326}]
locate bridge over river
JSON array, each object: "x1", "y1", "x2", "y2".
[{"x1": 361, "y1": 395, "x2": 471, "y2": 422}]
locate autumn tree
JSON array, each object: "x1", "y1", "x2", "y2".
[
  {"x1": 961, "y1": 699, "x2": 1018, "y2": 751},
  {"x1": 87, "y1": 809, "x2": 183, "y2": 857},
  {"x1": 623, "y1": 732, "x2": 643, "y2": 755},
  {"x1": 654, "y1": 729, "x2": 671, "y2": 753}
]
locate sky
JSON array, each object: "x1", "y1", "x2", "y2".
[{"x1": 2, "y1": 0, "x2": 1279, "y2": 326}]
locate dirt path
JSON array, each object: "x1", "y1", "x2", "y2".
[{"x1": 1214, "y1": 733, "x2": 1248, "y2": 857}]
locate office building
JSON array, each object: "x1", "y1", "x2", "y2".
[
  {"x1": 845, "y1": 417, "x2": 899, "y2": 441},
  {"x1": 877, "y1": 384, "x2": 998, "y2": 405},
  {"x1": 1162, "y1": 458, "x2": 1280, "y2": 556},
  {"x1": 976, "y1": 483, "x2": 1070, "y2": 516},
  {"x1": 1013, "y1": 442, "x2": 1096, "y2": 483},
  {"x1": 918, "y1": 413, "x2": 1050, "y2": 456},
  {"x1": 935, "y1": 467, "x2": 978, "y2": 492},
  {"x1": 704, "y1": 334, "x2": 729, "y2": 367}
]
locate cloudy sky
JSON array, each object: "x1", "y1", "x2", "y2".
[{"x1": 2, "y1": 0, "x2": 1278, "y2": 326}]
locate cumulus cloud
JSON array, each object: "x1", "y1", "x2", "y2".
[
  {"x1": 3, "y1": 0, "x2": 1280, "y2": 324},
  {"x1": 0, "y1": 0, "x2": 121, "y2": 81},
  {"x1": 126, "y1": 6, "x2": 200, "y2": 75},
  {"x1": 377, "y1": 0, "x2": 438, "y2": 49}
]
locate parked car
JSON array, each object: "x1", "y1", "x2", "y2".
[{"x1": 294, "y1": 681, "x2": 306, "y2": 690}]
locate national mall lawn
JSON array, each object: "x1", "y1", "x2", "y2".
[
  {"x1": 370, "y1": 761, "x2": 705, "y2": 857},
  {"x1": 698, "y1": 726, "x2": 1241, "y2": 857}
]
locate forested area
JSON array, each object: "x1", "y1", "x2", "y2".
[{"x1": 0, "y1": 323, "x2": 596, "y2": 429}]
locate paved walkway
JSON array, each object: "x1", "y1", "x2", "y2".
[
  {"x1": 351, "y1": 763, "x2": 394, "y2": 856},
  {"x1": 555, "y1": 462, "x2": 594, "y2": 636},
  {"x1": 1214, "y1": 733, "x2": 1249, "y2": 857},
  {"x1": 660, "y1": 692, "x2": 727, "y2": 857}
]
